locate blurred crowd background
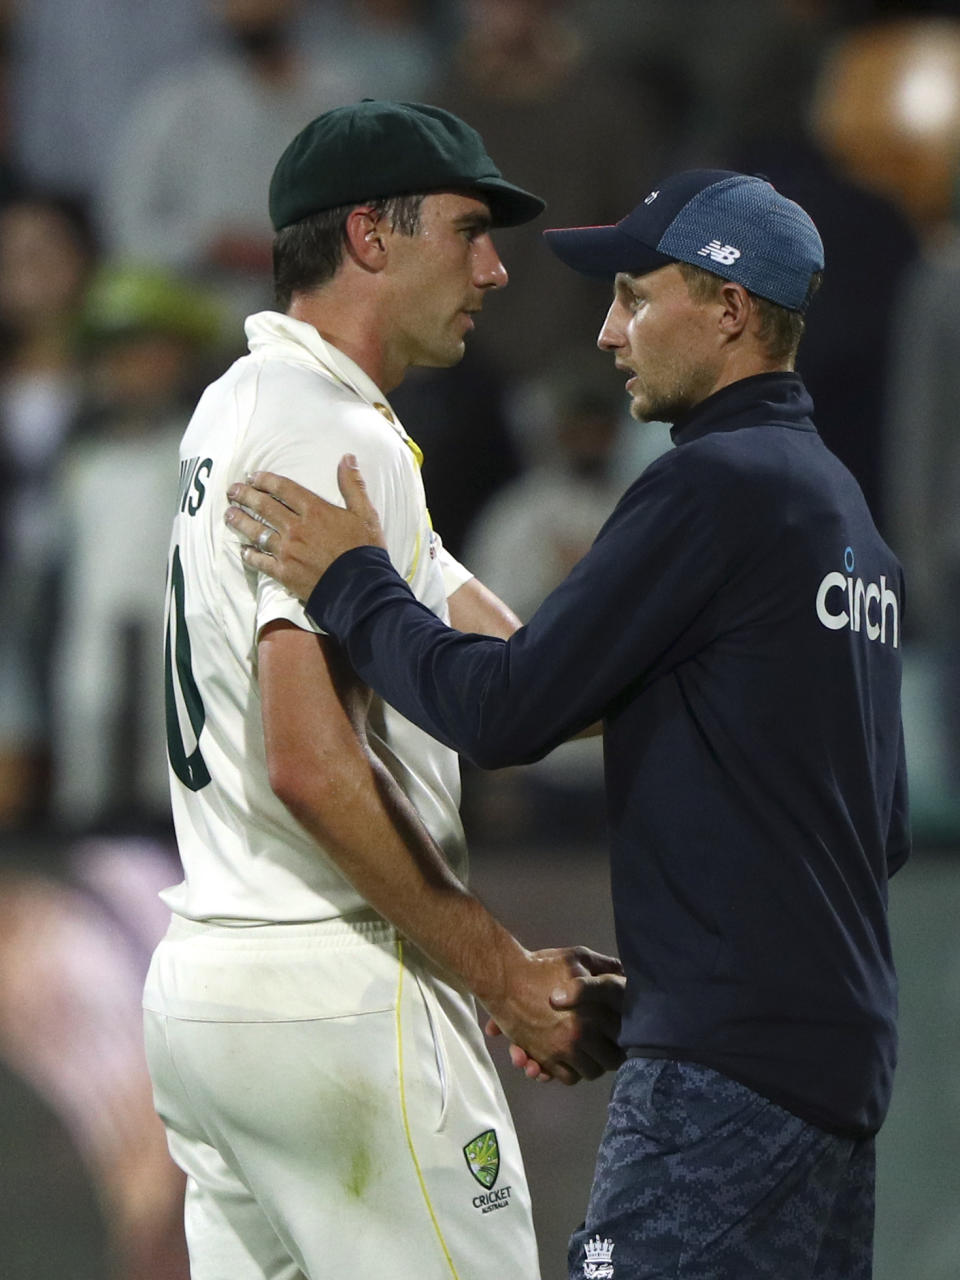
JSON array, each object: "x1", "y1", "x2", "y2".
[{"x1": 1, "y1": 1, "x2": 959, "y2": 1276}]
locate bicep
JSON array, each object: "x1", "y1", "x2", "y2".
[{"x1": 258, "y1": 620, "x2": 370, "y2": 800}]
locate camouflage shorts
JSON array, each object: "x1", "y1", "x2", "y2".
[{"x1": 568, "y1": 1057, "x2": 875, "y2": 1280}]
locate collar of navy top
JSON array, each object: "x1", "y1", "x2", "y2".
[{"x1": 669, "y1": 371, "x2": 816, "y2": 447}]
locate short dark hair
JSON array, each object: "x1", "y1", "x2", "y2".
[
  {"x1": 676, "y1": 261, "x2": 823, "y2": 364},
  {"x1": 273, "y1": 194, "x2": 425, "y2": 310}
]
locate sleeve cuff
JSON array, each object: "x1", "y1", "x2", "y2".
[{"x1": 304, "y1": 545, "x2": 407, "y2": 638}]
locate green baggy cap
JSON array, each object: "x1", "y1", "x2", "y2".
[{"x1": 269, "y1": 99, "x2": 545, "y2": 231}]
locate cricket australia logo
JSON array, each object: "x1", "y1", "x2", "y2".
[
  {"x1": 463, "y1": 1130, "x2": 500, "y2": 1189},
  {"x1": 697, "y1": 240, "x2": 742, "y2": 265},
  {"x1": 583, "y1": 1234, "x2": 615, "y2": 1278}
]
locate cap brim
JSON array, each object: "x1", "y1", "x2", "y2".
[
  {"x1": 542, "y1": 224, "x2": 674, "y2": 279},
  {"x1": 470, "y1": 177, "x2": 545, "y2": 228}
]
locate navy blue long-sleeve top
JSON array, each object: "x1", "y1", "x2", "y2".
[{"x1": 308, "y1": 372, "x2": 909, "y2": 1137}]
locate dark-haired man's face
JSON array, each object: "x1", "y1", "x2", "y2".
[{"x1": 383, "y1": 193, "x2": 508, "y2": 378}]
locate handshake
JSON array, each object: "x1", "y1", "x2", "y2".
[{"x1": 482, "y1": 945, "x2": 625, "y2": 1087}]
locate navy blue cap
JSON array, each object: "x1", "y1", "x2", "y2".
[{"x1": 543, "y1": 169, "x2": 824, "y2": 311}]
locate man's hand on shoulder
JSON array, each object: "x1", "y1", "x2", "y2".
[{"x1": 225, "y1": 455, "x2": 386, "y2": 601}]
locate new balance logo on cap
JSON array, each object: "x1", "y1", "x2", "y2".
[
  {"x1": 698, "y1": 240, "x2": 741, "y2": 265},
  {"x1": 543, "y1": 169, "x2": 824, "y2": 311}
]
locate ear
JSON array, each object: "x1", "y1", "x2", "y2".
[
  {"x1": 343, "y1": 206, "x2": 390, "y2": 273},
  {"x1": 716, "y1": 281, "x2": 751, "y2": 340}
]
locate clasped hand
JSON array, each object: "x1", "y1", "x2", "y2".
[{"x1": 487, "y1": 946, "x2": 625, "y2": 1086}]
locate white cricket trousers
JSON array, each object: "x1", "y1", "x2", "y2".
[{"x1": 143, "y1": 914, "x2": 541, "y2": 1280}]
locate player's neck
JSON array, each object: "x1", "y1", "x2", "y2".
[
  {"x1": 287, "y1": 287, "x2": 402, "y2": 393},
  {"x1": 703, "y1": 345, "x2": 794, "y2": 403}
]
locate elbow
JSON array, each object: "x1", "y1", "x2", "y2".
[
  {"x1": 267, "y1": 756, "x2": 309, "y2": 817},
  {"x1": 266, "y1": 752, "x2": 336, "y2": 824},
  {"x1": 267, "y1": 739, "x2": 371, "y2": 832}
]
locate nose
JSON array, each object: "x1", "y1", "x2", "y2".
[
  {"x1": 597, "y1": 299, "x2": 624, "y2": 351},
  {"x1": 474, "y1": 236, "x2": 509, "y2": 290}
]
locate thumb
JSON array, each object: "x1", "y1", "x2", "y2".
[
  {"x1": 337, "y1": 453, "x2": 386, "y2": 548},
  {"x1": 337, "y1": 453, "x2": 373, "y2": 513}
]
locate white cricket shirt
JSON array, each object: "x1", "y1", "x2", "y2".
[{"x1": 162, "y1": 311, "x2": 471, "y2": 922}]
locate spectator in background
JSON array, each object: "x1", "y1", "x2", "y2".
[
  {"x1": 427, "y1": 0, "x2": 664, "y2": 391},
  {"x1": 388, "y1": 346, "x2": 522, "y2": 558},
  {"x1": 724, "y1": 29, "x2": 923, "y2": 532},
  {"x1": 48, "y1": 264, "x2": 224, "y2": 834},
  {"x1": 863, "y1": 19, "x2": 960, "y2": 800},
  {"x1": 461, "y1": 373, "x2": 631, "y2": 844},
  {"x1": 886, "y1": 230, "x2": 960, "y2": 795},
  {"x1": 570, "y1": 0, "x2": 839, "y2": 170},
  {"x1": 9, "y1": 0, "x2": 213, "y2": 199},
  {"x1": 319, "y1": 0, "x2": 445, "y2": 102},
  {"x1": 103, "y1": 0, "x2": 366, "y2": 322},
  {"x1": 0, "y1": 192, "x2": 98, "y2": 828},
  {"x1": 810, "y1": 14, "x2": 960, "y2": 241},
  {"x1": 465, "y1": 374, "x2": 627, "y2": 623}
]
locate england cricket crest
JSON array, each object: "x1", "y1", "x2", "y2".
[
  {"x1": 583, "y1": 1234, "x2": 615, "y2": 1279},
  {"x1": 463, "y1": 1129, "x2": 500, "y2": 1189}
]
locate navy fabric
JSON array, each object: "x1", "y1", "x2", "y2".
[
  {"x1": 568, "y1": 1058, "x2": 875, "y2": 1280},
  {"x1": 543, "y1": 169, "x2": 824, "y2": 309},
  {"x1": 308, "y1": 371, "x2": 909, "y2": 1136}
]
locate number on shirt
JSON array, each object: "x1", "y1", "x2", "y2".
[{"x1": 164, "y1": 545, "x2": 211, "y2": 791}]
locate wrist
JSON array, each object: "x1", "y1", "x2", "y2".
[{"x1": 467, "y1": 930, "x2": 530, "y2": 1014}]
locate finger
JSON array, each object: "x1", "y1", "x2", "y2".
[
  {"x1": 225, "y1": 481, "x2": 293, "y2": 531},
  {"x1": 238, "y1": 543, "x2": 282, "y2": 581},
  {"x1": 571, "y1": 946, "x2": 625, "y2": 976},
  {"x1": 579, "y1": 1004, "x2": 623, "y2": 1044},
  {"x1": 225, "y1": 505, "x2": 275, "y2": 547},
  {"x1": 550, "y1": 1063, "x2": 581, "y2": 1086},
  {"x1": 245, "y1": 471, "x2": 311, "y2": 514},
  {"x1": 484, "y1": 1017, "x2": 503, "y2": 1039},
  {"x1": 562, "y1": 1045, "x2": 606, "y2": 1082},
  {"x1": 576, "y1": 1029, "x2": 626, "y2": 1073},
  {"x1": 508, "y1": 1043, "x2": 529, "y2": 1070},
  {"x1": 551, "y1": 973, "x2": 626, "y2": 1011}
]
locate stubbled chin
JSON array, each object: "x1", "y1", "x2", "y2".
[{"x1": 629, "y1": 395, "x2": 649, "y2": 423}]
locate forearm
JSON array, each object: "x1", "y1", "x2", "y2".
[
  {"x1": 286, "y1": 742, "x2": 618, "y2": 1082},
  {"x1": 282, "y1": 743, "x2": 524, "y2": 1006}
]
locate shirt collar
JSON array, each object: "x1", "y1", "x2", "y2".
[
  {"x1": 670, "y1": 371, "x2": 816, "y2": 447},
  {"x1": 244, "y1": 310, "x2": 415, "y2": 452}
]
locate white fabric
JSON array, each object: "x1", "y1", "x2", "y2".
[
  {"x1": 143, "y1": 916, "x2": 540, "y2": 1280},
  {"x1": 162, "y1": 312, "x2": 468, "y2": 923}
]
